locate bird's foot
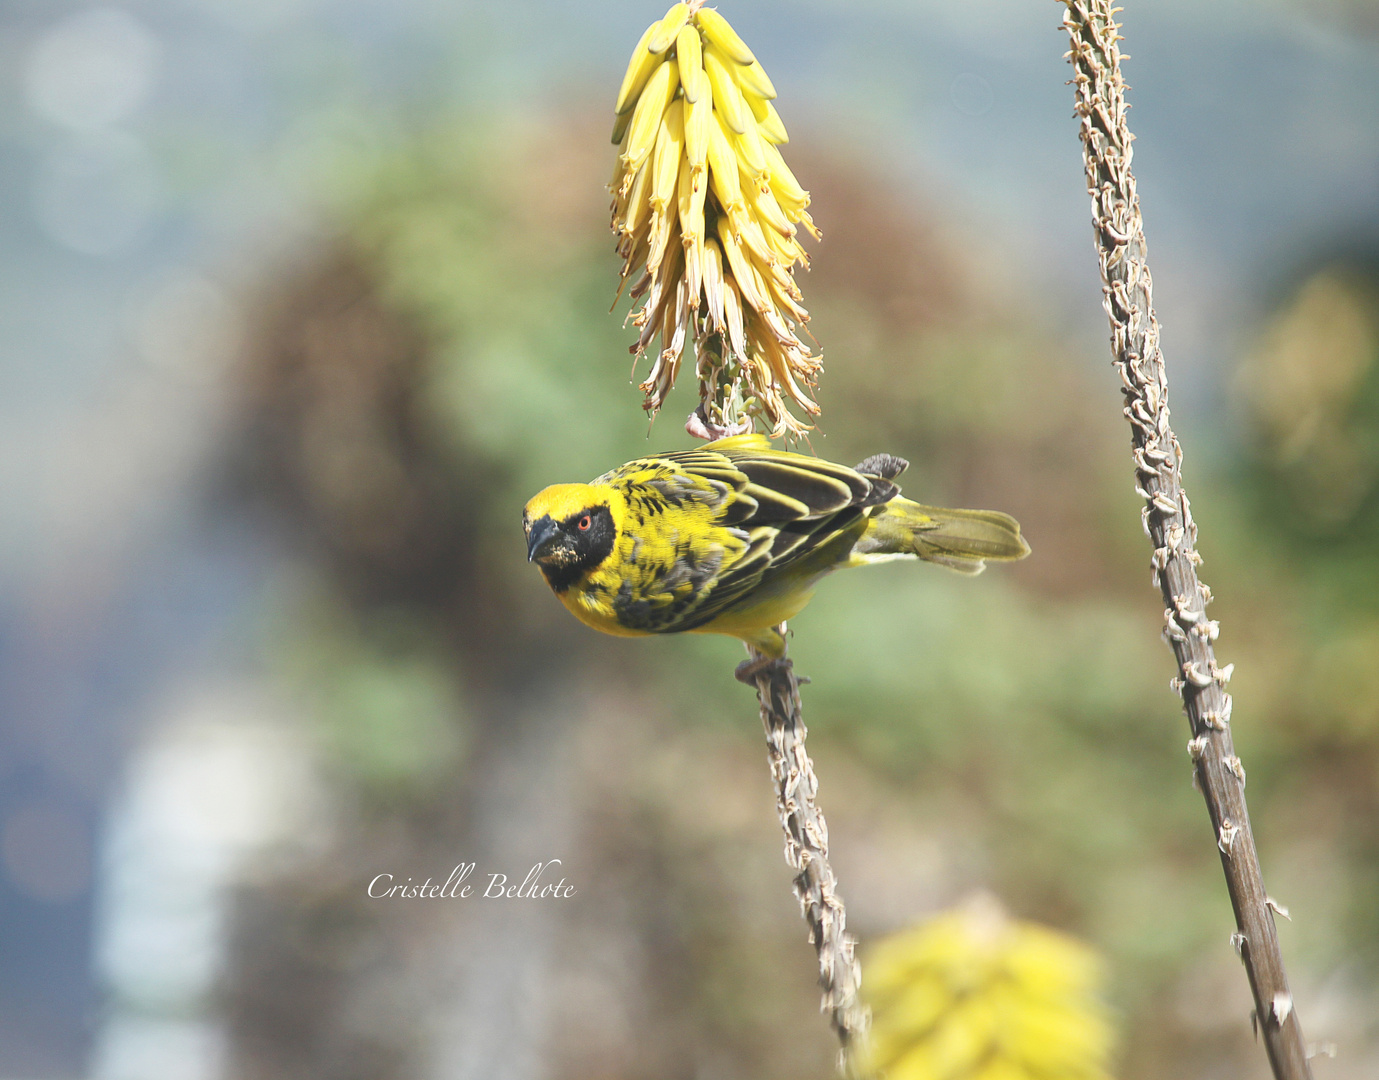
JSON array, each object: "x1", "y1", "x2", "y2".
[
  {"x1": 687, "y1": 405, "x2": 753, "y2": 441},
  {"x1": 735, "y1": 655, "x2": 792, "y2": 685}
]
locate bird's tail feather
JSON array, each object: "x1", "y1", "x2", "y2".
[{"x1": 856, "y1": 497, "x2": 1030, "y2": 574}]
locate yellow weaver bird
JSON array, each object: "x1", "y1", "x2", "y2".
[{"x1": 523, "y1": 434, "x2": 1029, "y2": 659}]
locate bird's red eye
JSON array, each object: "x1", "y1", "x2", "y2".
[{"x1": 577, "y1": 515, "x2": 591, "y2": 531}]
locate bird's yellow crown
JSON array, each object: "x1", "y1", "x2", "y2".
[{"x1": 524, "y1": 483, "x2": 614, "y2": 526}]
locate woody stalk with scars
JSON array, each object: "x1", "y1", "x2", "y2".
[{"x1": 1062, "y1": 3, "x2": 1312, "y2": 1078}]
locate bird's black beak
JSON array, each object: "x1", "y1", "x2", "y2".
[{"x1": 526, "y1": 515, "x2": 561, "y2": 563}]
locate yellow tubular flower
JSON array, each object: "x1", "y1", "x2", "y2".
[
  {"x1": 523, "y1": 436, "x2": 1029, "y2": 658},
  {"x1": 677, "y1": 160, "x2": 704, "y2": 303},
  {"x1": 646, "y1": 100, "x2": 685, "y2": 273},
  {"x1": 721, "y1": 277, "x2": 746, "y2": 359},
  {"x1": 683, "y1": 82, "x2": 713, "y2": 177},
  {"x1": 620, "y1": 58, "x2": 679, "y2": 184},
  {"x1": 702, "y1": 46, "x2": 749, "y2": 134},
  {"x1": 706, "y1": 111, "x2": 744, "y2": 212},
  {"x1": 702, "y1": 237, "x2": 726, "y2": 331},
  {"x1": 745, "y1": 179, "x2": 794, "y2": 241},
  {"x1": 650, "y1": 100, "x2": 685, "y2": 216},
  {"x1": 675, "y1": 23, "x2": 706, "y2": 103},
  {"x1": 646, "y1": 1, "x2": 691, "y2": 55},
  {"x1": 614, "y1": 22, "x2": 662, "y2": 117},
  {"x1": 695, "y1": 5, "x2": 755, "y2": 64},
  {"x1": 623, "y1": 159, "x2": 654, "y2": 237},
  {"x1": 735, "y1": 59, "x2": 777, "y2": 101},
  {"x1": 726, "y1": 203, "x2": 775, "y2": 269},
  {"x1": 607, "y1": 4, "x2": 821, "y2": 438},
  {"x1": 730, "y1": 117, "x2": 770, "y2": 184},
  {"x1": 760, "y1": 140, "x2": 810, "y2": 215},
  {"x1": 756, "y1": 99, "x2": 789, "y2": 145}
]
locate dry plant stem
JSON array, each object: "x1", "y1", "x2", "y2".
[
  {"x1": 712, "y1": 341, "x2": 865, "y2": 1053},
  {"x1": 1062, "y1": 4, "x2": 1312, "y2": 1077},
  {"x1": 739, "y1": 641, "x2": 866, "y2": 1055}
]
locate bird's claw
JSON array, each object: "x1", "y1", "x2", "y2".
[
  {"x1": 687, "y1": 405, "x2": 753, "y2": 441},
  {"x1": 735, "y1": 655, "x2": 792, "y2": 685}
]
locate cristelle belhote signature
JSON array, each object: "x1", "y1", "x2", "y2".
[{"x1": 366, "y1": 860, "x2": 576, "y2": 899}]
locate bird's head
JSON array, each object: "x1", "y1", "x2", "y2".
[{"x1": 522, "y1": 484, "x2": 618, "y2": 592}]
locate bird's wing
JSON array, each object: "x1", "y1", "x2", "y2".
[
  {"x1": 664, "y1": 433, "x2": 896, "y2": 516},
  {"x1": 587, "y1": 453, "x2": 745, "y2": 633},
  {"x1": 599, "y1": 437, "x2": 895, "y2": 631}
]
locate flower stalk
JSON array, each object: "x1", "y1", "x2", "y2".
[
  {"x1": 737, "y1": 642, "x2": 867, "y2": 1058},
  {"x1": 1062, "y1": 3, "x2": 1312, "y2": 1076}
]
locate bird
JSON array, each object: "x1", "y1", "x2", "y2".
[{"x1": 523, "y1": 434, "x2": 1029, "y2": 660}]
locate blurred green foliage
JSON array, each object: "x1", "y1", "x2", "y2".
[
  {"x1": 1239, "y1": 270, "x2": 1379, "y2": 574},
  {"x1": 276, "y1": 588, "x2": 467, "y2": 799}
]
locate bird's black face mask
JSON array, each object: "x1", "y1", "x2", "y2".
[{"x1": 526, "y1": 505, "x2": 616, "y2": 592}]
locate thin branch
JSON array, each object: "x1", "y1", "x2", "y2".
[
  {"x1": 714, "y1": 346, "x2": 866, "y2": 1055},
  {"x1": 737, "y1": 642, "x2": 867, "y2": 1058},
  {"x1": 1061, "y1": 4, "x2": 1312, "y2": 1077}
]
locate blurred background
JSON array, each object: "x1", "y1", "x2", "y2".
[{"x1": 2, "y1": 0, "x2": 1378, "y2": 1077}]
